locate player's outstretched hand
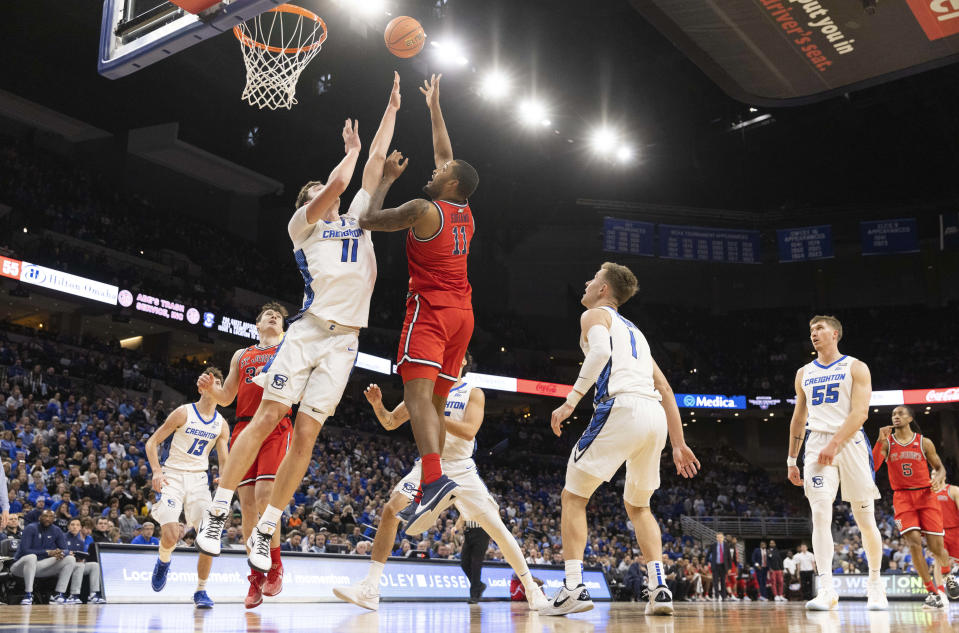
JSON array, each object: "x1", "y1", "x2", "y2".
[
  {"x1": 388, "y1": 71, "x2": 401, "y2": 110},
  {"x1": 383, "y1": 150, "x2": 408, "y2": 182},
  {"x1": 550, "y1": 402, "x2": 574, "y2": 437},
  {"x1": 197, "y1": 372, "x2": 214, "y2": 394},
  {"x1": 876, "y1": 425, "x2": 893, "y2": 442},
  {"x1": 343, "y1": 119, "x2": 361, "y2": 154},
  {"x1": 152, "y1": 471, "x2": 169, "y2": 493},
  {"x1": 787, "y1": 465, "x2": 803, "y2": 487},
  {"x1": 419, "y1": 73, "x2": 442, "y2": 108},
  {"x1": 672, "y1": 444, "x2": 700, "y2": 478},
  {"x1": 363, "y1": 384, "x2": 382, "y2": 406}
]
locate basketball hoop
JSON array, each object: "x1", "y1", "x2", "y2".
[{"x1": 233, "y1": 4, "x2": 327, "y2": 110}]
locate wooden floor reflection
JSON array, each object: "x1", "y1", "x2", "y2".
[{"x1": 0, "y1": 601, "x2": 954, "y2": 633}]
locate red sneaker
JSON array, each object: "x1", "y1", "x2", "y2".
[
  {"x1": 263, "y1": 563, "x2": 284, "y2": 597},
  {"x1": 245, "y1": 573, "x2": 265, "y2": 609}
]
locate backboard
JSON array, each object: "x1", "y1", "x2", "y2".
[{"x1": 98, "y1": 0, "x2": 286, "y2": 79}]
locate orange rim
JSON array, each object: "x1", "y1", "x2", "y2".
[{"x1": 233, "y1": 4, "x2": 328, "y2": 55}]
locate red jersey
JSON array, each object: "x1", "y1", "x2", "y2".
[
  {"x1": 236, "y1": 344, "x2": 292, "y2": 424},
  {"x1": 406, "y1": 199, "x2": 474, "y2": 309},
  {"x1": 936, "y1": 485, "x2": 959, "y2": 529},
  {"x1": 886, "y1": 433, "x2": 931, "y2": 491}
]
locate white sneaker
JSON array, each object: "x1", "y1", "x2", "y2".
[
  {"x1": 333, "y1": 580, "x2": 380, "y2": 611},
  {"x1": 743, "y1": 596, "x2": 752, "y2": 602},
  {"x1": 923, "y1": 592, "x2": 945, "y2": 610},
  {"x1": 246, "y1": 526, "x2": 273, "y2": 573},
  {"x1": 937, "y1": 590, "x2": 949, "y2": 605},
  {"x1": 195, "y1": 507, "x2": 227, "y2": 557},
  {"x1": 540, "y1": 584, "x2": 594, "y2": 616},
  {"x1": 645, "y1": 584, "x2": 674, "y2": 616},
  {"x1": 866, "y1": 580, "x2": 888, "y2": 611},
  {"x1": 806, "y1": 589, "x2": 838, "y2": 611},
  {"x1": 527, "y1": 585, "x2": 549, "y2": 611}
]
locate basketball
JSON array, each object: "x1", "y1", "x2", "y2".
[{"x1": 384, "y1": 16, "x2": 426, "y2": 58}]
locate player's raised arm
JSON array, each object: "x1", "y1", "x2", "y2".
[
  {"x1": 197, "y1": 349, "x2": 242, "y2": 407},
  {"x1": 445, "y1": 387, "x2": 484, "y2": 441},
  {"x1": 550, "y1": 308, "x2": 612, "y2": 436},
  {"x1": 363, "y1": 384, "x2": 410, "y2": 431},
  {"x1": 787, "y1": 368, "x2": 807, "y2": 486},
  {"x1": 359, "y1": 151, "x2": 435, "y2": 233},
  {"x1": 362, "y1": 72, "x2": 402, "y2": 192},
  {"x1": 292, "y1": 119, "x2": 362, "y2": 233},
  {"x1": 145, "y1": 406, "x2": 188, "y2": 492},
  {"x1": 923, "y1": 437, "x2": 947, "y2": 490},
  {"x1": 652, "y1": 359, "x2": 699, "y2": 478},
  {"x1": 872, "y1": 425, "x2": 892, "y2": 471},
  {"x1": 817, "y1": 360, "x2": 871, "y2": 466},
  {"x1": 420, "y1": 74, "x2": 453, "y2": 168}
]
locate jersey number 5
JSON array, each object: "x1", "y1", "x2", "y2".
[
  {"x1": 810, "y1": 383, "x2": 839, "y2": 405},
  {"x1": 901, "y1": 463, "x2": 913, "y2": 477},
  {"x1": 187, "y1": 438, "x2": 209, "y2": 456}
]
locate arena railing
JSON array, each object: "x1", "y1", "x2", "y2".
[{"x1": 682, "y1": 515, "x2": 811, "y2": 540}]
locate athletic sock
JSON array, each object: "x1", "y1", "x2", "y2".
[
  {"x1": 365, "y1": 561, "x2": 385, "y2": 586},
  {"x1": 270, "y1": 547, "x2": 282, "y2": 567},
  {"x1": 211, "y1": 487, "x2": 234, "y2": 513},
  {"x1": 251, "y1": 570, "x2": 265, "y2": 581},
  {"x1": 942, "y1": 566, "x2": 951, "y2": 576},
  {"x1": 565, "y1": 559, "x2": 583, "y2": 589},
  {"x1": 925, "y1": 580, "x2": 936, "y2": 593},
  {"x1": 868, "y1": 568, "x2": 880, "y2": 583},
  {"x1": 421, "y1": 453, "x2": 442, "y2": 485},
  {"x1": 158, "y1": 545, "x2": 174, "y2": 563},
  {"x1": 647, "y1": 561, "x2": 666, "y2": 588},
  {"x1": 197, "y1": 578, "x2": 207, "y2": 591},
  {"x1": 818, "y1": 572, "x2": 833, "y2": 592},
  {"x1": 257, "y1": 505, "x2": 283, "y2": 535}
]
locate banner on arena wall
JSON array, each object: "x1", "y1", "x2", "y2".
[
  {"x1": 941, "y1": 211, "x2": 959, "y2": 251},
  {"x1": 19, "y1": 261, "x2": 119, "y2": 305},
  {"x1": 816, "y1": 573, "x2": 928, "y2": 599},
  {"x1": 0, "y1": 255, "x2": 21, "y2": 280},
  {"x1": 602, "y1": 218, "x2": 655, "y2": 256},
  {"x1": 860, "y1": 218, "x2": 919, "y2": 255},
  {"x1": 776, "y1": 226, "x2": 834, "y2": 262},
  {"x1": 658, "y1": 224, "x2": 760, "y2": 263},
  {"x1": 98, "y1": 546, "x2": 611, "y2": 603},
  {"x1": 675, "y1": 393, "x2": 746, "y2": 409},
  {"x1": 902, "y1": 386, "x2": 959, "y2": 405}
]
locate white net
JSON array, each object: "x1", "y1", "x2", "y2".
[{"x1": 233, "y1": 5, "x2": 327, "y2": 110}]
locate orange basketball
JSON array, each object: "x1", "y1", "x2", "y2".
[{"x1": 384, "y1": 16, "x2": 426, "y2": 58}]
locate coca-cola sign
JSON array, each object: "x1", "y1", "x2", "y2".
[{"x1": 903, "y1": 387, "x2": 959, "y2": 404}]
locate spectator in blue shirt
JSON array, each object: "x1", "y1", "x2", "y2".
[
  {"x1": 64, "y1": 518, "x2": 105, "y2": 603},
  {"x1": 131, "y1": 521, "x2": 159, "y2": 545},
  {"x1": 10, "y1": 510, "x2": 76, "y2": 605}
]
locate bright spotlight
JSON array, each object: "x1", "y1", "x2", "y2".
[
  {"x1": 519, "y1": 100, "x2": 547, "y2": 126},
  {"x1": 541, "y1": 118, "x2": 551, "y2": 127},
  {"x1": 616, "y1": 145, "x2": 635, "y2": 162},
  {"x1": 352, "y1": 0, "x2": 385, "y2": 16},
  {"x1": 589, "y1": 128, "x2": 618, "y2": 153},
  {"x1": 431, "y1": 40, "x2": 469, "y2": 66},
  {"x1": 480, "y1": 71, "x2": 511, "y2": 99}
]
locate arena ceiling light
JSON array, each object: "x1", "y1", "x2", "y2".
[
  {"x1": 430, "y1": 40, "x2": 469, "y2": 66},
  {"x1": 518, "y1": 99, "x2": 549, "y2": 127},
  {"x1": 616, "y1": 145, "x2": 635, "y2": 163},
  {"x1": 479, "y1": 71, "x2": 511, "y2": 100},
  {"x1": 589, "y1": 127, "x2": 618, "y2": 153}
]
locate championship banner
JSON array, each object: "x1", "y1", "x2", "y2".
[
  {"x1": 603, "y1": 218, "x2": 655, "y2": 256},
  {"x1": 98, "y1": 545, "x2": 611, "y2": 603},
  {"x1": 860, "y1": 218, "x2": 919, "y2": 255},
  {"x1": 777, "y1": 225, "x2": 834, "y2": 262},
  {"x1": 628, "y1": 0, "x2": 959, "y2": 105},
  {"x1": 941, "y1": 211, "x2": 959, "y2": 251},
  {"x1": 658, "y1": 225, "x2": 760, "y2": 263}
]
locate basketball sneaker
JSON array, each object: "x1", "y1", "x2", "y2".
[
  {"x1": 20, "y1": 592, "x2": 33, "y2": 605},
  {"x1": 245, "y1": 573, "x2": 265, "y2": 609},
  {"x1": 944, "y1": 573, "x2": 959, "y2": 600},
  {"x1": 247, "y1": 526, "x2": 273, "y2": 573},
  {"x1": 89, "y1": 592, "x2": 107, "y2": 604},
  {"x1": 527, "y1": 584, "x2": 549, "y2": 611},
  {"x1": 151, "y1": 559, "x2": 171, "y2": 592},
  {"x1": 400, "y1": 475, "x2": 459, "y2": 535},
  {"x1": 805, "y1": 588, "x2": 838, "y2": 611},
  {"x1": 866, "y1": 580, "x2": 888, "y2": 611},
  {"x1": 923, "y1": 592, "x2": 945, "y2": 610},
  {"x1": 65, "y1": 594, "x2": 82, "y2": 605},
  {"x1": 645, "y1": 584, "x2": 674, "y2": 615},
  {"x1": 540, "y1": 583, "x2": 594, "y2": 616},
  {"x1": 195, "y1": 508, "x2": 227, "y2": 557},
  {"x1": 333, "y1": 580, "x2": 380, "y2": 611},
  {"x1": 53, "y1": 592, "x2": 68, "y2": 604},
  {"x1": 263, "y1": 562, "x2": 284, "y2": 597},
  {"x1": 194, "y1": 590, "x2": 215, "y2": 609}
]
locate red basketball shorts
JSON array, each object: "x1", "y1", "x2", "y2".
[
  {"x1": 893, "y1": 488, "x2": 945, "y2": 536},
  {"x1": 231, "y1": 417, "x2": 292, "y2": 488},
  {"x1": 396, "y1": 294, "x2": 474, "y2": 398},
  {"x1": 943, "y1": 527, "x2": 959, "y2": 560}
]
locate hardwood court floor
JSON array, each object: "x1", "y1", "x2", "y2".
[{"x1": 0, "y1": 601, "x2": 954, "y2": 633}]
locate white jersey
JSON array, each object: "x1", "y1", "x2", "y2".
[
  {"x1": 162, "y1": 403, "x2": 225, "y2": 472},
  {"x1": 441, "y1": 382, "x2": 475, "y2": 461},
  {"x1": 583, "y1": 307, "x2": 659, "y2": 404},
  {"x1": 287, "y1": 200, "x2": 376, "y2": 329},
  {"x1": 801, "y1": 354, "x2": 856, "y2": 434}
]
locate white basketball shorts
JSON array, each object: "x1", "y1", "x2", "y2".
[
  {"x1": 393, "y1": 458, "x2": 498, "y2": 520},
  {"x1": 803, "y1": 429, "x2": 880, "y2": 502},
  {"x1": 152, "y1": 468, "x2": 212, "y2": 528},
  {"x1": 254, "y1": 312, "x2": 359, "y2": 419},
  {"x1": 565, "y1": 394, "x2": 667, "y2": 504}
]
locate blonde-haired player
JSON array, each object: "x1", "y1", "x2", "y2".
[
  {"x1": 146, "y1": 366, "x2": 230, "y2": 609},
  {"x1": 332, "y1": 354, "x2": 548, "y2": 611},
  {"x1": 545, "y1": 262, "x2": 700, "y2": 616},
  {"x1": 786, "y1": 315, "x2": 886, "y2": 611}
]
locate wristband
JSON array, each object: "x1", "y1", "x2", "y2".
[{"x1": 786, "y1": 456, "x2": 797, "y2": 467}]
